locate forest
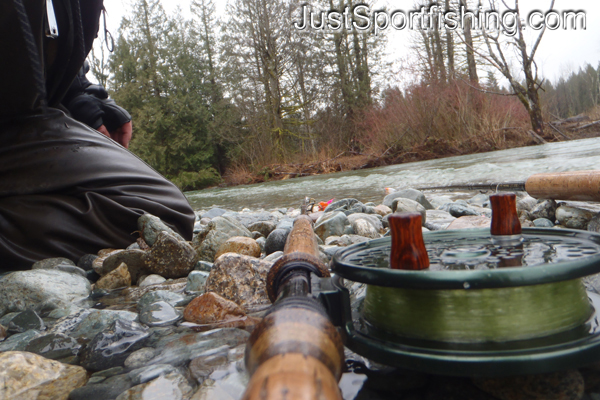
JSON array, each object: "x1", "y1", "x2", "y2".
[{"x1": 89, "y1": 0, "x2": 600, "y2": 190}]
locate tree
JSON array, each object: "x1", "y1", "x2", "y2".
[
  {"x1": 109, "y1": 0, "x2": 221, "y2": 190},
  {"x1": 476, "y1": 0, "x2": 554, "y2": 136}
]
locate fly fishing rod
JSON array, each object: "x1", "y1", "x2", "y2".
[
  {"x1": 417, "y1": 170, "x2": 600, "y2": 202},
  {"x1": 242, "y1": 206, "x2": 344, "y2": 399}
]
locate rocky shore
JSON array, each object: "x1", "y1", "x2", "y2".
[{"x1": 3, "y1": 189, "x2": 600, "y2": 399}]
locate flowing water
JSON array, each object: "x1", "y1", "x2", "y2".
[{"x1": 186, "y1": 137, "x2": 600, "y2": 211}]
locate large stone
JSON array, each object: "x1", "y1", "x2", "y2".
[
  {"x1": 323, "y1": 198, "x2": 364, "y2": 214},
  {"x1": 98, "y1": 249, "x2": 148, "y2": 282},
  {"x1": 80, "y1": 319, "x2": 150, "y2": 372},
  {"x1": 247, "y1": 221, "x2": 277, "y2": 238},
  {"x1": 374, "y1": 204, "x2": 392, "y2": 217},
  {"x1": 50, "y1": 308, "x2": 138, "y2": 341},
  {"x1": 24, "y1": 333, "x2": 82, "y2": 361},
  {"x1": 192, "y1": 216, "x2": 252, "y2": 262},
  {"x1": 383, "y1": 189, "x2": 434, "y2": 210},
  {"x1": 215, "y1": 237, "x2": 261, "y2": 259},
  {"x1": 589, "y1": 213, "x2": 600, "y2": 233},
  {"x1": 347, "y1": 213, "x2": 383, "y2": 232},
  {"x1": 264, "y1": 229, "x2": 289, "y2": 255},
  {"x1": 184, "y1": 292, "x2": 246, "y2": 324},
  {"x1": 391, "y1": 198, "x2": 427, "y2": 223},
  {"x1": 517, "y1": 195, "x2": 538, "y2": 212},
  {"x1": 205, "y1": 253, "x2": 271, "y2": 309},
  {"x1": 447, "y1": 216, "x2": 491, "y2": 230},
  {"x1": 139, "y1": 301, "x2": 182, "y2": 327},
  {"x1": 95, "y1": 262, "x2": 132, "y2": 290},
  {"x1": 186, "y1": 271, "x2": 210, "y2": 293},
  {"x1": 68, "y1": 373, "x2": 134, "y2": 400},
  {"x1": 32, "y1": 257, "x2": 75, "y2": 269},
  {"x1": 473, "y1": 370, "x2": 584, "y2": 400},
  {"x1": 530, "y1": 199, "x2": 558, "y2": 222},
  {"x1": 221, "y1": 211, "x2": 279, "y2": 229},
  {"x1": 351, "y1": 218, "x2": 381, "y2": 239},
  {"x1": 115, "y1": 372, "x2": 194, "y2": 400},
  {"x1": 0, "y1": 351, "x2": 88, "y2": 399},
  {"x1": 143, "y1": 232, "x2": 198, "y2": 278},
  {"x1": 314, "y1": 211, "x2": 349, "y2": 241},
  {"x1": 138, "y1": 213, "x2": 185, "y2": 246},
  {"x1": 440, "y1": 203, "x2": 480, "y2": 218},
  {"x1": 0, "y1": 269, "x2": 91, "y2": 317},
  {"x1": 556, "y1": 205, "x2": 594, "y2": 230},
  {"x1": 202, "y1": 208, "x2": 227, "y2": 220}
]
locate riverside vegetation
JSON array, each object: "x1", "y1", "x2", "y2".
[
  {"x1": 93, "y1": 0, "x2": 600, "y2": 190},
  {"x1": 4, "y1": 189, "x2": 600, "y2": 399}
]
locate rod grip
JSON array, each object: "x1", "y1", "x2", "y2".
[
  {"x1": 525, "y1": 170, "x2": 600, "y2": 201},
  {"x1": 283, "y1": 215, "x2": 320, "y2": 257}
]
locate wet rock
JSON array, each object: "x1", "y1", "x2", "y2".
[
  {"x1": 446, "y1": 216, "x2": 491, "y2": 230},
  {"x1": 347, "y1": 213, "x2": 383, "y2": 232},
  {"x1": 138, "y1": 213, "x2": 185, "y2": 246},
  {"x1": 193, "y1": 216, "x2": 252, "y2": 262},
  {"x1": 190, "y1": 365, "x2": 249, "y2": 400},
  {"x1": 384, "y1": 189, "x2": 434, "y2": 210},
  {"x1": 247, "y1": 221, "x2": 277, "y2": 238},
  {"x1": 221, "y1": 211, "x2": 279, "y2": 230},
  {"x1": 468, "y1": 193, "x2": 490, "y2": 207},
  {"x1": 24, "y1": 333, "x2": 82, "y2": 360},
  {"x1": 202, "y1": 207, "x2": 227, "y2": 219},
  {"x1": 69, "y1": 373, "x2": 134, "y2": 400},
  {"x1": 7, "y1": 309, "x2": 44, "y2": 333},
  {"x1": 124, "y1": 347, "x2": 158, "y2": 369},
  {"x1": 530, "y1": 199, "x2": 558, "y2": 221},
  {"x1": 351, "y1": 218, "x2": 381, "y2": 239},
  {"x1": 0, "y1": 324, "x2": 6, "y2": 341},
  {"x1": 194, "y1": 261, "x2": 213, "y2": 272},
  {"x1": 124, "y1": 279, "x2": 187, "y2": 304},
  {"x1": 51, "y1": 308, "x2": 138, "y2": 342},
  {"x1": 473, "y1": 370, "x2": 584, "y2": 400},
  {"x1": 32, "y1": 257, "x2": 75, "y2": 269},
  {"x1": 517, "y1": 195, "x2": 538, "y2": 212},
  {"x1": 441, "y1": 203, "x2": 480, "y2": 218},
  {"x1": 391, "y1": 198, "x2": 427, "y2": 222},
  {"x1": 98, "y1": 249, "x2": 148, "y2": 282},
  {"x1": 205, "y1": 253, "x2": 271, "y2": 309},
  {"x1": 189, "y1": 346, "x2": 233, "y2": 380},
  {"x1": 139, "y1": 301, "x2": 182, "y2": 327},
  {"x1": 0, "y1": 329, "x2": 41, "y2": 352},
  {"x1": 143, "y1": 232, "x2": 198, "y2": 278},
  {"x1": 326, "y1": 235, "x2": 369, "y2": 247},
  {"x1": 424, "y1": 210, "x2": 456, "y2": 231},
  {"x1": 276, "y1": 218, "x2": 294, "y2": 231},
  {"x1": 264, "y1": 251, "x2": 284, "y2": 263},
  {"x1": 96, "y1": 262, "x2": 132, "y2": 290},
  {"x1": 186, "y1": 271, "x2": 210, "y2": 293},
  {"x1": 315, "y1": 211, "x2": 349, "y2": 241},
  {"x1": 32, "y1": 259, "x2": 87, "y2": 278},
  {"x1": 78, "y1": 254, "x2": 98, "y2": 271},
  {"x1": 115, "y1": 371, "x2": 194, "y2": 400},
  {"x1": 184, "y1": 292, "x2": 246, "y2": 325},
  {"x1": 324, "y1": 198, "x2": 364, "y2": 214},
  {"x1": 128, "y1": 364, "x2": 179, "y2": 385},
  {"x1": 137, "y1": 290, "x2": 187, "y2": 310},
  {"x1": 138, "y1": 274, "x2": 166, "y2": 287},
  {"x1": 215, "y1": 236, "x2": 261, "y2": 259},
  {"x1": 148, "y1": 328, "x2": 250, "y2": 367},
  {"x1": 264, "y1": 229, "x2": 289, "y2": 255},
  {"x1": 374, "y1": 204, "x2": 392, "y2": 216},
  {"x1": 533, "y1": 218, "x2": 555, "y2": 227},
  {"x1": 80, "y1": 319, "x2": 150, "y2": 372},
  {"x1": 0, "y1": 269, "x2": 91, "y2": 317},
  {"x1": 556, "y1": 205, "x2": 594, "y2": 230},
  {"x1": 0, "y1": 351, "x2": 87, "y2": 399}
]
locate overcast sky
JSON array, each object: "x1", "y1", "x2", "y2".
[{"x1": 101, "y1": 0, "x2": 599, "y2": 85}]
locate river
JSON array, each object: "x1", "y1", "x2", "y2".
[{"x1": 186, "y1": 137, "x2": 600, "y2": 211}]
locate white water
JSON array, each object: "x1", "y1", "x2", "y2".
[{"x1": 186, "y1": 138, "x2": 600, "y2": 211}]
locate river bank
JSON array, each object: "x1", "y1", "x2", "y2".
[
  {"x1": 3, "y1": 187, "x2": 600, "y2": 399},
  {"x1": 221, "y1": 120, "x2": 600, "y2": 188}
]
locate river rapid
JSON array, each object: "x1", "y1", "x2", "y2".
[{"x1": 186, "y1": 137, "x2": 600, "y2": 211}]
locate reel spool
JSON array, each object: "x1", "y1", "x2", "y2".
[{"x1": 324, "y1": 194, "x2": 600, "y2": 377}]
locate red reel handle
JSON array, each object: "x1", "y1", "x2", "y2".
[
  {"x1": 490, "y1": 193, "x2": 522, "y2": 236},
  {"x1": 389, "y1": 212, "x2": 429, "y2": 270}
]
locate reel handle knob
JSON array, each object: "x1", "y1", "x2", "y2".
[
  {"x1": 389, "y1": 212, "x2": 429, "y2": 270},
  {"x1": 490, "y1": 193, "x2": 522, "y2": 237}
]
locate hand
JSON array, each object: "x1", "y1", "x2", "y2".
[{"x1": 97, "y1": 121, "x2": 132, "y2": 148}]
